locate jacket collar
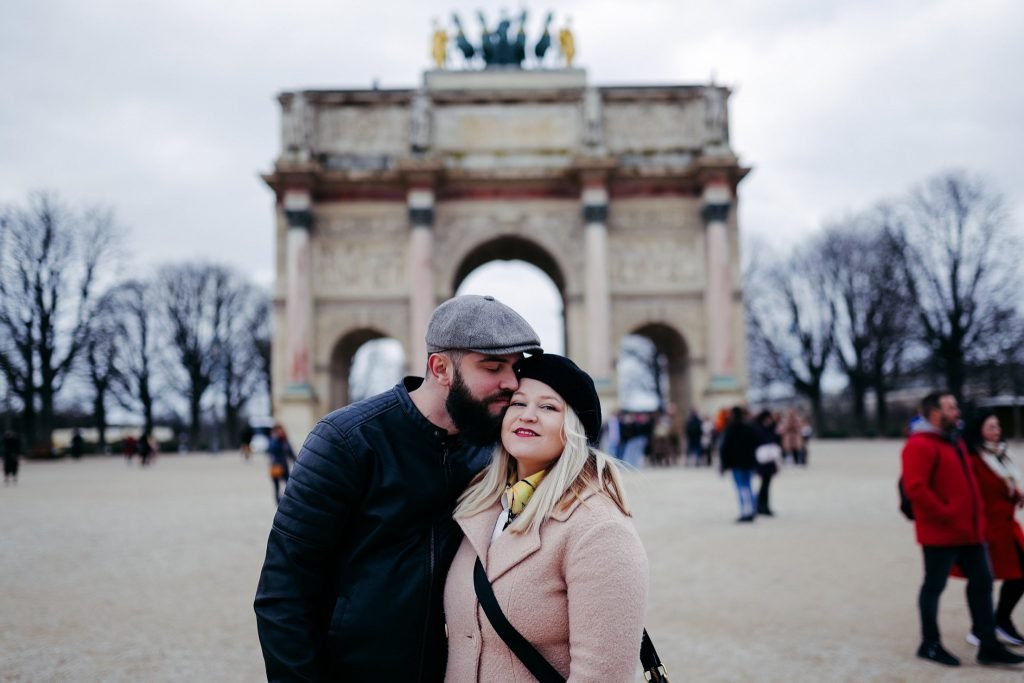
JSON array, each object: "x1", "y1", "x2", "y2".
[
  {"x1": 456, "y1": 487, "x2": 602, "y2": 583},
  {"x1": 396, "y1": 377, "x2": 460, "y2": 445}
]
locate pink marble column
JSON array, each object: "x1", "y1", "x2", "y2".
[
  {"x1": 408, "y1": 188, "x2": 435, "y2": 369},
  {"x1": 702, "y1": 181, "x2": 738, "y2": 389},
  {"x1": 582, "y1": 185, "x2": 612, "y2": 382},
  {"x1": 283, "y1": 190, "x2": 314, "y2": 392}
]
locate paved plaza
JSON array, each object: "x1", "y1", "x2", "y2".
[{"x1": 2, "y1": 440, "x2": 1023, "y2": 682}]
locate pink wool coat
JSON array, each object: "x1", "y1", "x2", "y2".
[{"x1": 443, "y1": 488, "x2": 649, "y2": 682}]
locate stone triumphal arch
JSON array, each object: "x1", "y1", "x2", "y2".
[{"x1": 264, "y1": 68, "x2": 750, "y2": 440}]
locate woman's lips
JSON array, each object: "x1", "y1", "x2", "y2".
[{"x1": 514, "y1": 428, "x2": 538, "y2": 437}]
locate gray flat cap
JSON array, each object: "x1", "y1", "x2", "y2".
[{"x1": 426, "y1": 295, "x2": 543, "y2": 356}]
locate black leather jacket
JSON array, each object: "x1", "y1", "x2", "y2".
[{"x1": 254, "y1": 378, "x2": 491, "y2": 681}]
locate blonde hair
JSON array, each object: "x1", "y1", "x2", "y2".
[{"x1": 454, "y1": 405, "x2": 631, "y2": 534}]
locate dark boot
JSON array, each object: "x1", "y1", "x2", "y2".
[
  {"x1": 916, "y1": 641, "x2": 960, "y2": 666},
  {"x1": 977, "y1": 642, "x2": 1024, "y2": 666}
]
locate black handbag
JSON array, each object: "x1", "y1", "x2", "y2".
[{"x1": 473, "y1": 557, "x2": 669, "y2": 682}]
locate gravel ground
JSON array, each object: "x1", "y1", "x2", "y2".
[{"x1": 2, "y1": 441, "x2": 1022, "y2": 682}]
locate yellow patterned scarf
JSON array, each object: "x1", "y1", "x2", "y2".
[{"x1": 506, "y1": 470, "x2": 547, "y2": 517}]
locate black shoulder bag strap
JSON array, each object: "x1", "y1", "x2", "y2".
[
  {"x1": 473, "y1": 557, "x2": 669, "y2": 682},
  {"x1": 474, "y1": 558, "x2": 565, "y2": 683}
]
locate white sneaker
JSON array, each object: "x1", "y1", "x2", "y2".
[
  {"x1": 997, "y1": 626, "x2": 1024, "y2": 647},
  {"x1": 966, "y1": 632, "x2": 981, "y2": 646}
]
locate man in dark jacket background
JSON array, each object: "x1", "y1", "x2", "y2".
[
  {"x1": 254, "y1": 295, "x2": 542, "y2": 682},
  {"x1": 902, "y1": 390, "x2": 1024, "y2": 667}
]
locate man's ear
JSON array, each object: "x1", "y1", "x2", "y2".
[{"x1": 427, "y1": 353, "x2": 454, "y2": 387}]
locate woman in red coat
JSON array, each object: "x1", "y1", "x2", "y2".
[{"x1": 966, "y1": 410, "x2": 1024, "y2": 646}]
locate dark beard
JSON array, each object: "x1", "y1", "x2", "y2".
[{"x1": 445, "y1": 368, "x2": 509, "y2": 446}]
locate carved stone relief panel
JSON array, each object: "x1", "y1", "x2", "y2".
[
  {"x1": 604, "y1": 101, "x2": 703, "y2": 153},
  {"x1": 607, "y1": 198, "x2": 704, "y2": 291},
  {"x1": 433, "y1": 104, "x2": 581, "y2": 152},
  {"x1": 314, "y1": 202, "x2": 407, "y2": 239},
  {"x1": 314, "y1": 239, "x2": 409, "y2": 297},
  {"x1": 316, "y1": 106, "x2": 409, "y2": 155},
  {"x1": 609, "y1": 197, "x2": 703, "y2": 236},
  {"x1": 608, "y1": 237, "x2": 703, "y2": 292}
]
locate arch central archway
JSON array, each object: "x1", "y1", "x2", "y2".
[
  {"x1": 452, "y1": 236, "x2": 567, "y2": 355},
  {"x1": 452, "y1": 236, "x2": 567, "y2": 296}
]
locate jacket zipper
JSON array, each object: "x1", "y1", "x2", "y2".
[
  {"x1": 953, "y1": 439, "x2": 982, "y2": 542},
  {"x1": 417, "y1": 441, "x2": 448, "y2": 681}
]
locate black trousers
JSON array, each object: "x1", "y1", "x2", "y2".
[
  {"x1": 757, "y1": 464, "x2": 776, "y2": 513},
  {"x1": 919, "y1": 544, "x2": 996, "y2": 646}
]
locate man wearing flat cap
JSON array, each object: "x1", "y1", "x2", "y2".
[{"x1": 255, "y1": 295, "x2": 542, "y2": 682}]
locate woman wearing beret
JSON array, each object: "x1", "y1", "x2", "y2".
[{"x1": 443, "y1": 354, "x2": 649, "y2": 682}]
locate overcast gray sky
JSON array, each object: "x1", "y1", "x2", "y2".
[{"x1": 2, "y1": 0, "x2": 1021, "y2": 299}]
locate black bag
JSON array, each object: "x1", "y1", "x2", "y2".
[
  {"x1": 898, "y1": 477, "x2": 914, "y2": 520},
  {"x1": 473, "y1": 557, "x2": 668, "y2": 682}
]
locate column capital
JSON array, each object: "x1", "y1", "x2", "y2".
[
  {"x1": 701, "y1": 203, "x2": 729, "y2": 224},
  {"x1": 581, "y1": 185, "x2": 608, "y2": 225},
  {"x1": 283, "y1": 189, "x2": 313, "y2": 231},
  {"x1": 408, "y1": 187, "x2": 435, "y2": 228}
]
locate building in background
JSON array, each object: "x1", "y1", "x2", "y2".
[{"x1": 263, "y1": 63, "x2": 750, "y2": 440}]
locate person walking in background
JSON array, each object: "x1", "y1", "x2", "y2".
[
  {"x1": 70, "y1": 429, "x2": 84, "y2": 460},
  {"x1": 266, "y1": 425, "x2": 295, "y2": 505},
  {"x1": 3, "y1": 430, "x2": 20, "y2": 485},
  {"x1": 240, "y1": 423, "x2": 254, "y2": 461},
  {"x1": 685, "y1": 409, "x2": 704, "y2": 467},
  {"x1": 712, "y1": 407, "x2": 729, "y2": 465},
  {"x1": 621, "y1": 412, "x2": 651, "y2": 468},
  {"x1": 138, "y1": 430, "x2": 154, "y2": 467},
  {"x1": 752, "y1": 410, "x2": 783, "y2": 517},
  {"x1": 650, "y1": 408, "x2": 676, "y2": 467},
  {"x1": 901, "y1": 391, "x2": 1024, "y2": 667},
  {"x1": 963, "y1": 410, "x2": 1024, "y2": 646},
  {"x1": 779, "y1": 410, "x2": 805, "y2": 465},
  {"x1": 122, "y1": 435, "x2": 137, "y2": 465},
  {"x1": 719, "y1": 406, "x2": 758, "y2": 523},
  {"x1": 444, "y1": 354, "x2": 648, "y2": 681},
  {"x1": 701, "y1": 413, "x2": 714, "y2": 466},
  {"x1": 604, "y1": 409, "x2": 623, "y2": 460}
]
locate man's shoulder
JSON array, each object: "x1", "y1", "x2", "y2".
[
  {"x1": 903, "y1": 430, "x2": 954, "y2": 456},
  {"x1": 319, "y1": 387, "x2": 406, "y2": 437}
]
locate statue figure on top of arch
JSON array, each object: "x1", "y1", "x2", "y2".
[
  {"x1": 703, "y1": 83, "x2": 732, "y2": 154},
  {"x1": 440, "y1": 9, "x2": 574, "y2": 69},
  {"x1": 282, "y1": 92, "x2": 314, "y2": 163}
]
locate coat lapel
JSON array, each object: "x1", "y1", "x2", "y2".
[
  {"x1": 486, "y1": 520, "x2": 543, "y2": 582},
  {"x1": 485, "y1": 488, "x2": 601, "y2": 582},
  {"x1": 456, "y1": 502, "x2": 502, "y2": 572},
  {"x1": 456, "y1": 489, "x2": 603, "y2": 582}
]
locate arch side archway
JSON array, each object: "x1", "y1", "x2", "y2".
[{"x1": 329, "y1": 328, "x2": 405, "y2": 410}]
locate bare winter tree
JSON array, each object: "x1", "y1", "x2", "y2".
[
  {"x1": 107, "y1": 279, "x2": 159, "y2": 435},
  {"x1": 250, "y1": 296, "x2": 272, "y2": 410},
  {"x1": 747, "y1": 246, "x2": 836, "y2": 433},
  {"x1": 157, "y1": 263, "x2": 233, "y2": 448},
  {"x1": 899, "y1": 170, "x2": 1020, "y2": 399},
  {"x1": 82, "y1": 291, "x2": 123, "y2": 447},
  {"x1": 616, "y1": 335, "x2": 667, "y2": 411},
  {"x1": 0, "y1": 192, "x2": 118, "y2": 446},
  {"x1": 817, "y1": 206, "x2": 915, "y2": 435},
  {"x1": 217, "y1": 279, "x2": 272, "y2": 446}
]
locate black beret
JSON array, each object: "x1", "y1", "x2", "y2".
[{"x1": 515, "y1": 354, "x2": 602, "y2": 446}]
